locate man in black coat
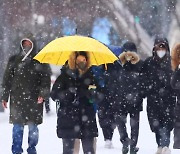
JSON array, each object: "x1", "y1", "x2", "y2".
[
  {"x1": 171, "y1": 43, "x2": 180, "y2": 149},
  {"x1": 113, "y1": 42, "x2": 143, "y2": 154},
  {"x1": 1, "y1": 33, "x2": 51, "y2": 154},
  {"x1": 141, "y1": 37, "x2": 176, "y2": 154},
  {"x1": 51, "y1": 51, "x2": 100, "y2": 154}
]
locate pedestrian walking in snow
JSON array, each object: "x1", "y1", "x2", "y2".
[
  {"x1": 171, "y1": 43, "x2": 180, "y2": 149},
  {"x1": 1, "y1": 33, "x2": 51, "y2": 154},
  {"x1": 113, "y1": 42, "x2": 143, "y2": 154},
  {"x1": 92, "y1": 64, "x2": 116, "y2": 149},
  {"x1": 51, "y1": 51, "x2": 101, "y2": 154},
  {"x1": 141, "y1": 37, "x2": 176, "y2": 154},
  {"x1": 95, "y1": 45, "x2": 122, "y2": 149}
]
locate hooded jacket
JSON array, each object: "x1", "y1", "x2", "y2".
[
  {"x1": 1, "y1": 34, "x2": 51, "y2": 125},
  {"x1": 141, "y1": 37, "x2": 176, "y2": 132},
  {"x1": 51, "y1": 52, "x2": 99, "y2": 139}
]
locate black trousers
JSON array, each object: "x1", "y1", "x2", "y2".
[
  {"x1": 155, "y1": 127, "x2": 171, "y2": 147},
  {"x1": 44, "y1": 99, "x2": 50, "y2": 112},
  {"x1": 62, "y1": 138, "x2": 95, "y2": 154},
  {"x1": 102, "y1": 126, "x2": 114, "y2": 141},
  {"x1": 115, "y1": 112, "x2": 140, "y2": 147},
  {"x1": 98, "y1": 99, "x2": 115, "y2": 141}
]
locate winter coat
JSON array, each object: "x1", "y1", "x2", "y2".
[
  {"x1": 171, "y1": 68, "x2": 180, "y2": 148},
  {"x1": 141, "y1": 56, "x2": 176, "y2": 132},
  {"x1": 92, "y1": 64, "x2": 117, "y2": 129},
  {"x1": 1, "y1": 37, "x2": 51, "y2": 125},
  {"x1": 171, "y1": 43, "x2": 180, "y2": 149},
  {"x1": 114, "y1": 52, "x2": 143, "y2": 115},
  {"x1": 51, "y1": 62, "x2": 100, "y2": 139}
]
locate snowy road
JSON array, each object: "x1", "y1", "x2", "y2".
[{"x1": 0, "y1": 99, "x2": 179, "y2": 154}]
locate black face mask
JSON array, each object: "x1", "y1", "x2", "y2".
[{"x1": 76, "y1": 62, "x2": 87, "y2": 70}]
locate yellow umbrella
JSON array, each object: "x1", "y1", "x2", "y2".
[{"x1": 33, "y1": 35, "x2": 118, "y2": 66}]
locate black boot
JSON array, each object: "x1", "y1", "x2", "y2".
[
  {"x1": 130, "y1": 146, "x2": 139, "y2": 154},
  {"x1": 122, "y1": 145, "x2": 129, "y2": 154},
  {"x1": 122, "y1": 137, "x2": 130, "y2": 154}
]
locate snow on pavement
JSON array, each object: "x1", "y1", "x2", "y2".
[{"x1": 0, "y1": 99, "x2": 179, "y2": 154}]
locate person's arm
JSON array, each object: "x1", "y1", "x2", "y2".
[
  {"x1": 1, "y1": 57, "x2": 15, "y2": 108},
  {"x1": 50, "y1": 73, "x2": 66, "y2": 102},
  {"x1": 171, "y1": 65, "x2": 180, "y2": 89},
  {"x1": 38, "y1": 64, "x2": 51, "y2": 103}
]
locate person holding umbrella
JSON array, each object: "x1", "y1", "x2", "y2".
[
  {"x1": 33, "y1": 35, "x2": 118, "y2": 154},
  {"x1": 51, "y1": 51, "x2": 101, "y2": 154}
]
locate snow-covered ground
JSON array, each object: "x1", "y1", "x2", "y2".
[{"x1": 0, "y1": 99, "x2": 179, "y2": 154}]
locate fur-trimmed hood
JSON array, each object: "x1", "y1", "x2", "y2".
[
  {"x1": 119, "y1": 51, "x2": 140, "y2": 65},
  {"x1": 171, "y1": 43, "x2": 180, "y2": 71},
  {"x1": 68, "y1": 51, "x2": 91, "y2": 71}
]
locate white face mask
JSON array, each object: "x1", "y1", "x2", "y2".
[{"x1": 157, "y1": 50, "x2": 166, "y2": 58}]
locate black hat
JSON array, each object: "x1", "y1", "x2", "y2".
[{"x1": 122, "y1": 41, "x2": 137, "y2": 52}]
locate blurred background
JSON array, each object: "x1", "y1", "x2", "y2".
[{"x1": 0, "y1": 0, "x2": 180, "y2": 111}]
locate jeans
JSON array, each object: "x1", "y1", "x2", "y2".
[
  {"x1": 155, "y1": 127, "x2": 171, "y2": 147},
  {"x1": 12, "y1": 123, "x2": 39, "y2": 154}
]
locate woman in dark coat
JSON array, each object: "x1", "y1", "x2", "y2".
[
  {"x1": 171, "y1": 43, "x2": 180, "y2": 149},
  {"x1": 1, "y1": 35, "x2": 51, "y2": 154},
  {"x1": 114, "y1": 42, "x2": 143, "y2": 154},
  {"x1": 51, "y1": 51, "x2": 100, "y2": 154},
  {"x1": 141, "y1": 37, "x2": 176, "y2": 154}
]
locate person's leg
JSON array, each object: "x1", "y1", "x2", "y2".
[
  {"x1": 155, "y1": 131, "x2": 161, "y2": 147},
  {"x1": 81, "y1": 138, "x2": 95, "y2": 154},
  {"x1": 155, "y1": 129, "x2": 163, "y2": 154},
  {"x1": 115, "y1": 113, "x2": 129, "y2": 154},
  {"x1": 45, "y1": 99, "x2": 50, "y2": 113},
  {"x1": 173, "y1": 127, "x2": 180, "y2": 149},
  {"x1": 12, "y1": 124, "x2": 24, "y2": 154},
  {"x1": 160, "y1": 128, "x2": 171, "y2": 154},
  {"x1": 160, "y1": 127, "x2": 170, "y2": 147},
  {"x1": 63, "y1": 139, "x2": 75, "y2": 154},
  {"x1": 27, "y1": 124, "x2": 39, "y2": 154},
  {"x1": 102, "y1": 126, "x2": 114, "y2": 148},
  {"x1": 130, "y1": 112, "x2": 140, "y2": 153},
  {"x1": 93, "y1": 138, "x2": 97, "y2": 154},
  {"x1": 102, "y1": 126, "x2": 114, "y2": 141},
  {"x1": 73, "y1": 139, "x2": 80, "y2": 154},
  {"x1": 115, "y1": 114, "x2": 128, "y2": 143}
]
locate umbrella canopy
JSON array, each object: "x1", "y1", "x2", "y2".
[
  {"x1": 33, "y1": 35, "x2": 118, "y2": 66},
  {"x1": 108, "y1": 45, "x2": 122, "y2": 56}
]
